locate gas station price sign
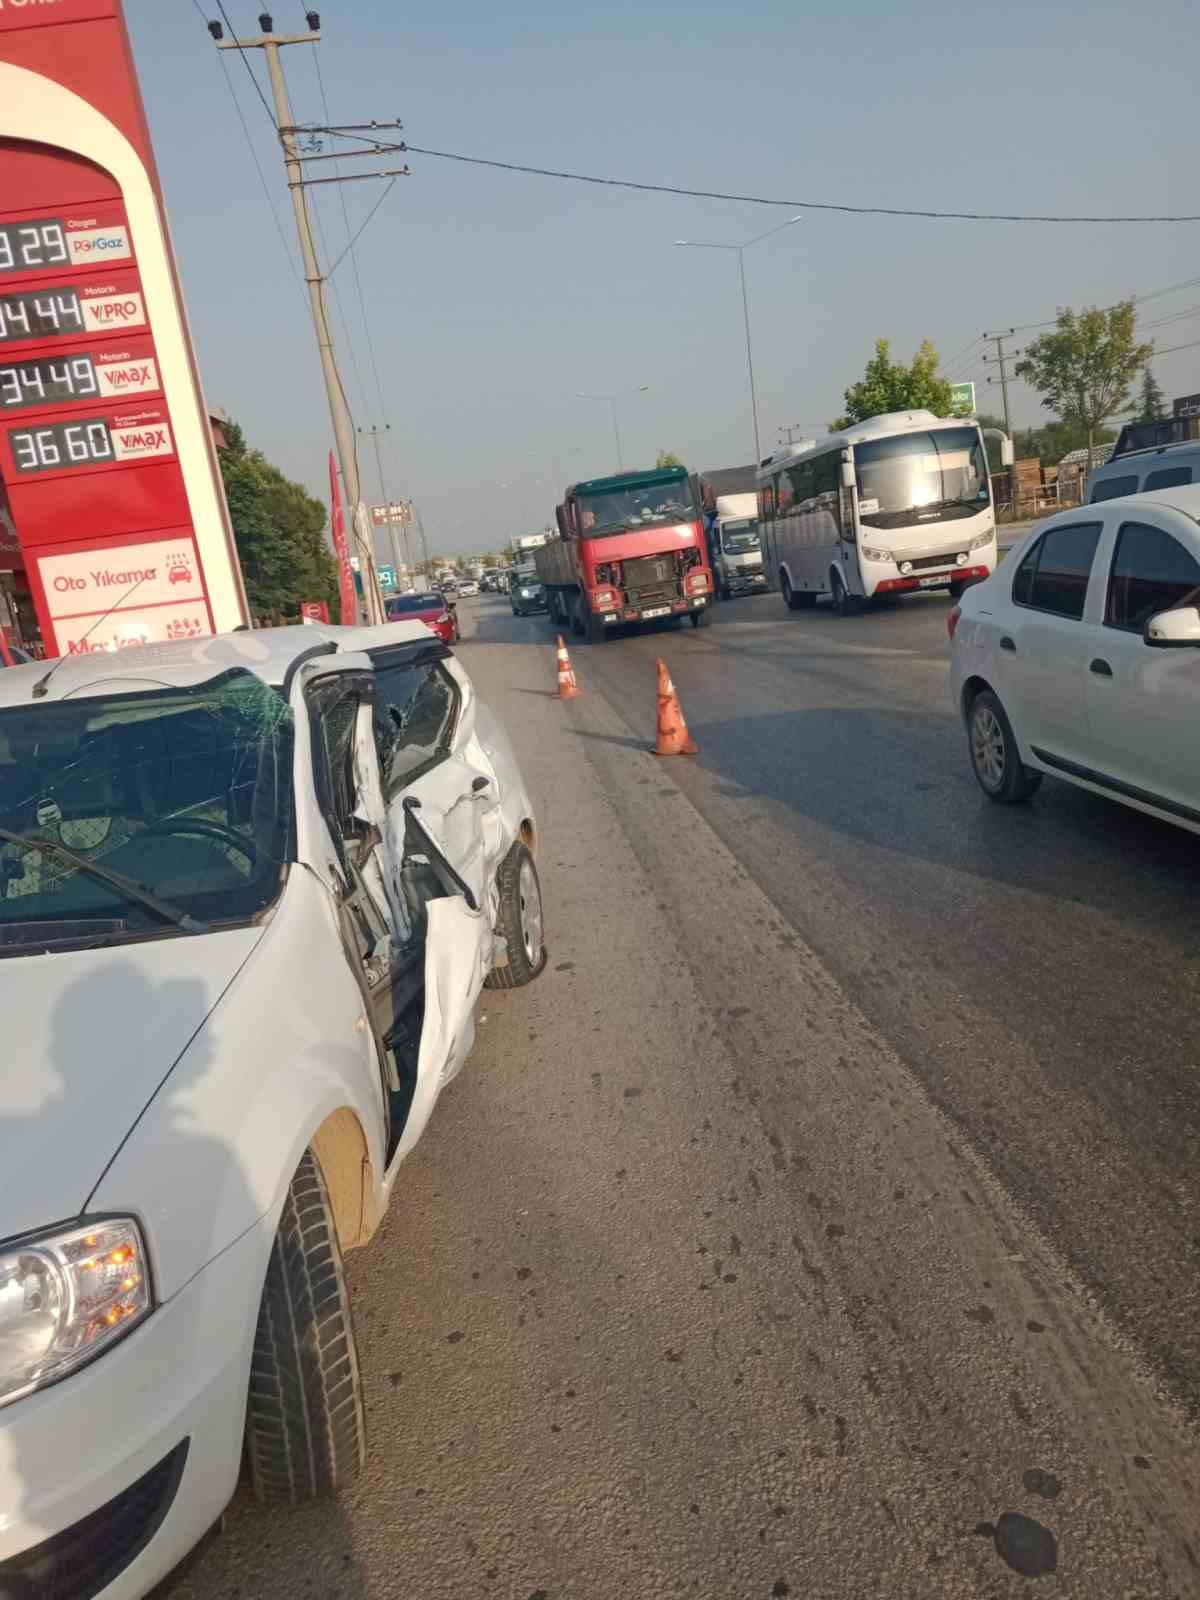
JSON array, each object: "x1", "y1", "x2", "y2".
[
  {"x1": 0, "y1": 270, "x2": 148, "y2": 349},
  {"x1": 0, "y1": 202, "x2": 132, "y2": 282},
  {"x1": 5, "y1": 404, "x2": 174, "y2": 480},
  {"x1": 0, "y1": 335, "x2": 160, "y2": 413}
]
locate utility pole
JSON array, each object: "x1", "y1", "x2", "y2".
[
  {"x1": 982, "y1": 329, "x2": 1018, "y2": 439},
  {"x1": 359, "y1": 423, "x2": 408, "y2": 584},
  {"x1": 213, "y1": 16, "x2": 385, "y2": 624},
  {"x1": 777, "y1": 424, "x2": 806, "y2": 448}
]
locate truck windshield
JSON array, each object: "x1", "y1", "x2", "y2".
[
  {"x1": 0, "y1": 669, "x2": 293, "y2": 951},
  {"x1": 578, "y1": 476, "x2": 696, "y2": 536},
  {"x1": 855, "y1": 427, "x2": 990, "y2": 531},
  {"x1": 722, "y1": 520, "x2": 760, "y2": 553}
]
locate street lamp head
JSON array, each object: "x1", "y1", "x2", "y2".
[{"x1": 634, "y1": 385, "x2": 649, "y2": 393}]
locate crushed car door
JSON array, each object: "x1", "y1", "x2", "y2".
[{"x1": 364, "y1": 643, "x2": 491, "y2": 1169}]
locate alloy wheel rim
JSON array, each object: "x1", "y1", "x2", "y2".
[{"x1": 972, "y1": 706, "x2": 1006, "y2": 789}]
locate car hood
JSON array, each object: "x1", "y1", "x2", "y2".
[{"x1": 0, "y1": 924, "x2": 264, "y2": 1241}]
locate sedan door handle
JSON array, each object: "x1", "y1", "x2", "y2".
[
  {"x1": 999, "y1": 635, "x2": 1016, "y2": 653},
  {"x1": 1089, "y1": 658, "x2": 1113, "y2": 678}
]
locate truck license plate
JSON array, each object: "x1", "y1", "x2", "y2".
[{"x1": 642, "y1": 606, "x2": 671, "y2": 619}]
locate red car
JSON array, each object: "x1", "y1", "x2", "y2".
[{"x1": 384, "y1": 589, "x2": 460, "y2": 645}]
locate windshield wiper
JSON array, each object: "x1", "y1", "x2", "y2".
[{"x1": 0, "y1": 826, "x2": 209, "y2": 933}]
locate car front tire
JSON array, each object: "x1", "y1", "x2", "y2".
[
  {"x1": 245, "y1": 1150, "x2": 366, "y2": 1506},
  {"x1": 484, "y1": 840, "x2": 547, "y2": 990},
  {"x1": 967, "y1": 689, "x2": 1043, "y2": 805}
]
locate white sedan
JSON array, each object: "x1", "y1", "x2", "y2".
[
  {"x1": 950, "y1": 483, "x2": 1200, "y2": 832},
  {"x1": 0, "y1": 621, "x2": 546, "y2": 1597}
]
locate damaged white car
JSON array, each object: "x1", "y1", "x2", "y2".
[{"x1": 0, "y1": 622, "x2": 545, "y2": 1598}]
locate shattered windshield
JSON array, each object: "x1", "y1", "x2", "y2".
[{"x1": 0, "y1": 669, "x2": 293, "y2": 950}]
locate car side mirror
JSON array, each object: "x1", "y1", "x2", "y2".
[
  {"x1": 1000, "y1": 437, "x2": 1014, "y2": 468},
  {"x1": 840, "y1": 460, "x2": 856, "y2": 489},
  {"x1": 1144, "y1": 604, "x2": 1200, "y2": 647}
]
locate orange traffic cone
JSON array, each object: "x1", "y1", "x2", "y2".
[
  {"x1": 555, "y1": 634, "x2": 580, "y2": 700},
  {"x1": 654, "y1": 658, "x2": 697, "y2": 756}
]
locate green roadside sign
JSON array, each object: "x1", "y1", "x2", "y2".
[{"x1": 950, "y1": 381, "x2": 976, "y2": 416}]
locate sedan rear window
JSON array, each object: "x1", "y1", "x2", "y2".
[{"x1": 1013, "y1": 523, "x2": 1102, "y2": 620}]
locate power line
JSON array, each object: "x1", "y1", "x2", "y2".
[
  {"x1": 1009, "y1": 273, "x2": 1200, "y2": 334},
  {"x1": 395, "y1": 142, "x2": 1200, "y2": 226}
]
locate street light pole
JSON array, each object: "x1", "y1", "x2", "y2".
[
  {"x1": 609, "y1": 397, "x2": 623, "y2": 472},
  {"x1": 675, "y1": 215, "x2": 804, "y2": 467},
  {"x1": 576, "y1": 386, "x2": 649, "y2": 474},
  {"x1": 736, "y1": 248, "x2": 761, "y2": 465}
]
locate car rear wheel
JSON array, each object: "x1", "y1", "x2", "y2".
[
  {"x1": 484, "y1": 840, "x2": 547, "y2": 989},
  {"x1": 246, "y1": 1151, "x2": 366, "y2": 1506},
  {"x1": 968, "y1": 689, "x2": 1042, "y2": 805}
]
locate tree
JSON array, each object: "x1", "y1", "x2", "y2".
[
  {"x1": 1014, "y1": 300, "x2": 1152, "y2": 455},
  {"x1": 655, "y1": 450, "x2": 684, "y2": 468},
  {"x1": 1132, "y1": 364, "x2": 1168, "y2": 424},
  {"x1": 832, "y1": 338, "x2": 955, "y2": 430},
  {"x1": 219, "y1": 420, "x2": 339, "y2": 621}
]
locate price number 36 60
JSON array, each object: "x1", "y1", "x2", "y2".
[{"x1": 10, "y1": 421, "x2": 114, "y2": 472}]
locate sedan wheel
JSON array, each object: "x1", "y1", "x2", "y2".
[
  {"x1": 967, "y1": 689, "x2": 1043, "y2": 805},
  {"x1": 484, "y1": 841, "x2": 547, "y2": 989}
]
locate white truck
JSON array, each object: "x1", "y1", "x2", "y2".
[{"x1": 709, "y1": 491, "x2": 768, "y2": 600}]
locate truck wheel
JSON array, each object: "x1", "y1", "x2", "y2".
[
  {"x1": 246, "y1": 1151, "x2": 366, "y2": 1506},
  {"x1": 689, "y1": 607, "x2": 709, "y2": 628},
  {"x1": 781, "y1": 571, "x2": 805, "y2": 612},
  {"x1": 484, "y1": 841, "x2": 547, "y2": 989}
]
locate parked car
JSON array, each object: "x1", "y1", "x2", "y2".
[
  {"x1": 1086, "y1": 416, "x2": 1200, "y2": 504},
  {"x1": 386, "y1": 587, "x2": 460, "y2": 644},
  {"x1": 950, "y1": 484, "x2": 1200, "y2": 833},
  {"x1": 510, "y1": 572, "x2": 548, "y2": 616},
  {"x1": 0, "y1": 622, "x2": 547, "y2": 1597}
]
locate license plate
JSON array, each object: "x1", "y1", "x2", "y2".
[
  {"x1": 918, "y1": 575, "x2": 948, "y2": 588},
  {"x1": 642, "y1": 606, "x2": 671, "y2": 619}
]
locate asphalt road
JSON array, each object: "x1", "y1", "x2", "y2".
[{"x1": 174, "y1": 590, "x2": 1200, "y2": 1599}]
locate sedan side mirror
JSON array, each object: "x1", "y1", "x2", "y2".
[{"x1": 1144, "y1": 604, "x2": 1200, "y2": 647}]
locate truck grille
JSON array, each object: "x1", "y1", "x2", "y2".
[{"x1": 623, "y1": 553, "x2": 679, "y2": 606}]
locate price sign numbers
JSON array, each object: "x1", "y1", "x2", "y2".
[
  {"x1": 0, "y1": 287, "x2": 85, "y2": 343},
  {"x1": 0, "y1": 220, "x2": 69, "y2": 275},
  {"x1": 9, "y1": 418, "x2": 114, "y2": 473},
  {"x1": 0, "y1": 355, "x2": 99, "y2": 410}
]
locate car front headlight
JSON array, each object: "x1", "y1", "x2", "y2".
[
  {"x1": 0, "y1": 1218, "x2": 152, "y2": 1408},
  {"x1": 969, "y1": 531, "x2": 995, "y2": 551},
  {"x1": 861, "y1": 545, "x2": 891, "y2": 563}
]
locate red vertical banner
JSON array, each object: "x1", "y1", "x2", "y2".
[{"x1": 330, "y1": 451, "x2": 357, "y2": 626}]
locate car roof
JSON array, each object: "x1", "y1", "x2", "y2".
[
  {"x1": 0, "y1": 620, "x2": 436, "y2": 707},
  {"x1": 1026, "y1": 481, "x2": 1200, "y2": 538}
]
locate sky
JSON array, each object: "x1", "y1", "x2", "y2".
[{"x1": 128, "y1": 0, "x2": 1200, "y2": 559}]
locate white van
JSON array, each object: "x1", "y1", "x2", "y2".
[{"x1": 1087, "y1": 417, "x2": 1200, "y2": 504}]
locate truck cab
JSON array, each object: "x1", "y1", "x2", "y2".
[{"x1": 709, "y1": 492, "x2": 768, "y2": 600}]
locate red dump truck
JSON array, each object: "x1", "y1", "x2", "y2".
[{"x1": 535, "y1": 464, "x2": 713, "y2": 642}]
